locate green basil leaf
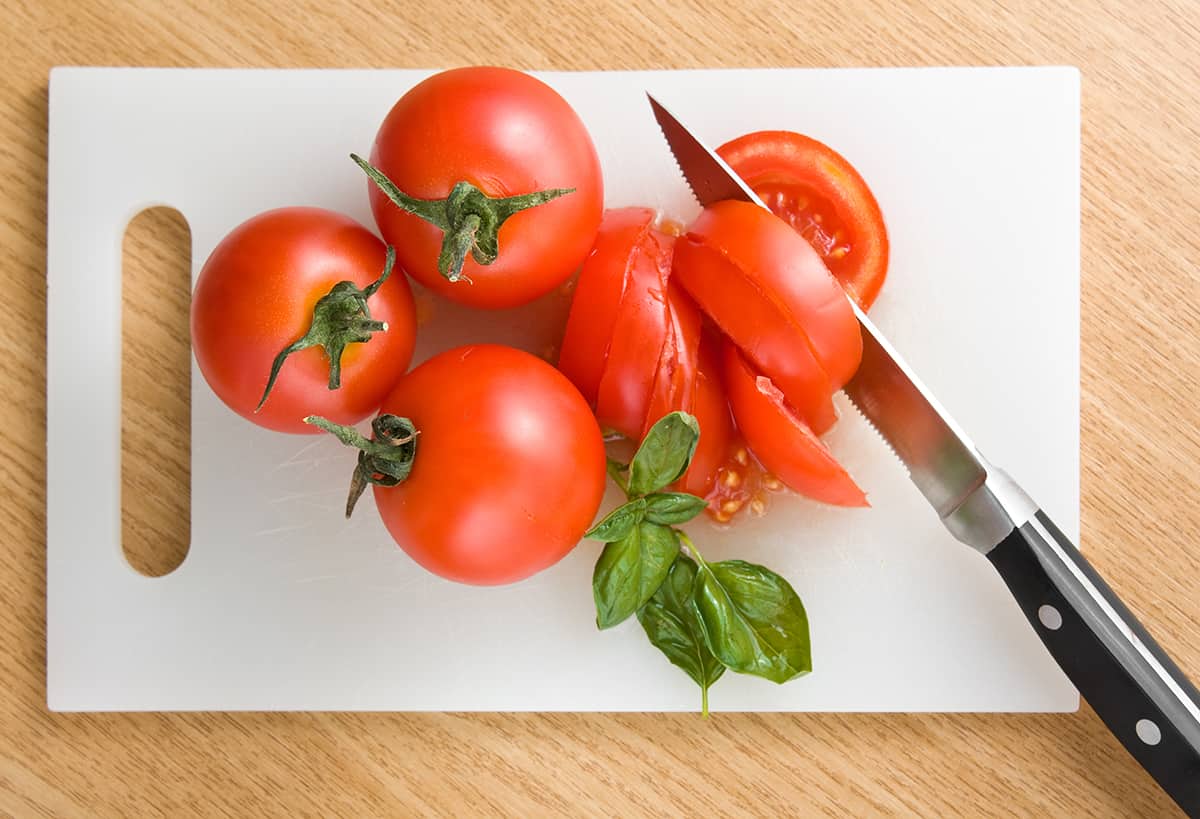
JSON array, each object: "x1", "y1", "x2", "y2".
[
  {"x1": 606, "y1": 456, "x2": 630, "y2": 494},
  {"x1": 692, "y1": 559, "x2": 811, "y2": 684},
  {"x1": 637, "y1": 554, "x2": 725, "y2": 712},
  {"x1": 593, "y1": 522, "x2": 680, "y2": 630},
  {"x1": 643, "y1": 492, "x2": 708, "y2": 526},
  {"x1": 585, "y1": 498, "x2": 646, "y2": 542},
  {"x1": 628, "y1": 411, "x2": 700, "y2": 497}
]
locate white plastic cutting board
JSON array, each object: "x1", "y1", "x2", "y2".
[{"x1": 47, "y1": 67, "x2": 1080, "y2": 712}]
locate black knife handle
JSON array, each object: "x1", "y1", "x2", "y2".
[{"x1": 987, "y1": 511, "x2": 1200, "y2": 815}]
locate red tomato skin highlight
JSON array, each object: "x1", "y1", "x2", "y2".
[
  {"x1": 373, "y1": 345, "x2": 607, "y2": 586},
  {"x1": 191, "y1": 207, "x2": 416, "y2": 434}
]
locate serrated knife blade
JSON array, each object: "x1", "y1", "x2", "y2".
[
  {"x1": 647, "y1": 92, "x2": 994, "y2": 530},
  {"x1": 646, "y1": 92, "x2": 1200, "y2": 813}
]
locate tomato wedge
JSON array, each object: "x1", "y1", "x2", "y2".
[
  {"x1": 719, "y1": 131, "x2": 889, "y2": 309},
  {"x1": 723, "y1": 341, "x2": 867, "y2": 507},
  {"x1": 672, "y1": 199, "x2": 862, "y2": 433},
  {"x1": 558, "y1": 207, "x2": 657, "y2": 405},
  {"x1": 593, "y1": 223, "x2": 674, "y2": 438},
  {"x1": 641, "y1": 282, "x2": 702, "y2": 438},
  {"x1": 676, "y1": 334, "x2": 733, "y2": 498}
]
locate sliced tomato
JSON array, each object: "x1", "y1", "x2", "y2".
[
  {"x1": 677, "y1": 333, "x2": 733, "y2": 498},
  {"x1": 558, "y1": 207, "x2": 657, "y2": 405},
  {"x1": 672, "y1": 200, "x2": 862, "y2": 433},
  {"x1": 594, "y1": 227, "x2": 674, "y2": 438},
  {"x1": 723, "y1": 340, "x2": 867, "y2": 507},
  {"x1": 719, "y1": 131, "x2": 889, "y2": 309},
  {"x1": 641, "y1": 282, "x2": 702, "y2": 438},
  {"x1": 642, "y1": 323, "x2": 679, "y2": 431}
]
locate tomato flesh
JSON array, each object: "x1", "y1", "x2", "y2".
[
  {"x1": 374, "y1": 345, "x2": 607, "y2": 585},
  {"x1": 722, "y1": 341, "x2": 867, "y2": 507},
  {"x1": 757, "y1": 183, "x2": 850, "y2": 261},
  {"x1": 706, "y1": 441, "x2": 780, "y2": 524}
]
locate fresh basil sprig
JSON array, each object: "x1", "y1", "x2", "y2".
[
  {"x1": 643, "y1": 492, "x2": 709, "y2": 526},
  {"x1": 637, "y1": 554, "x2": 725, "y2": 713},
  {"x1": 691, "y1": 556, "x2": 811, "y2": 684},
  {"x1": 593, "y1": 522, "x2": 679, "y2": 629},
  {"x1": 626, "y1": 412, "x2": 699, "y2": 496},
  {"x1": 585, "y1": 411, "x2": 813, "y2": 714}
]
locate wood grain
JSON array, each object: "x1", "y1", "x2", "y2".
[{"x1": 3, "y1": 0, "x2": 1199, "y2": 815}]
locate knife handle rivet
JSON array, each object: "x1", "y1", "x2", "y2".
[
  {"x1": 1135, "y1": 718, "x2": 1162, "y2": 746},
  {"x1": 1037, "y1": 604, "x2": 1063, "y2": 631}
]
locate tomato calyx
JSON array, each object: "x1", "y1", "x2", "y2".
[
  {"x1": 352, "y1": 154, "x2": 574, "y2": 284},
  {"x1": 256, "y1": 245, "x2": 396, "y2": 412},
  {"x1": 304, "y1": 413, "x2": 419, "y2": 518}
]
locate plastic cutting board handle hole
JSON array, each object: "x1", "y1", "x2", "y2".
[{"x1": 121, "y1": 206, "x2": 192, "y2": 577}]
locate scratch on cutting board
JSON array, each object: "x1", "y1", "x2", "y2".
[
  {"x1": 270, "y1": 440, "x2": 333, "y2": 472},
  {"x1": 254, "y1": 522, "x2": 314, "y2": 537},
  {"x1": 364, "y1": 568, "x2": 437, "y2": 594}
]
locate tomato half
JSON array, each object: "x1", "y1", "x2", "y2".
[
  {"x1": 672, "y1": 199, "x2": 862, "y2": 433},
  {"x1": 191, "y1": 207, "x2": 416, "y2": 434},
  {"x1": 593, "y1": 226, "x2": 674, "y2": 439},
  {"x1": 367, "y1": 67, "x2": 604, "y2": 309},
  {"x1": 723, "y1": 341, "x2": 867, "y2": 507},
  {"x1": 719, "y1": 131, "x2": 889, "y2": 309},
  {"x1": 557, "y1": 208, "x2": 656, "y2": 405},
  {"x1": 372, "y1": 345, "x2": 607, "y2": 585}
]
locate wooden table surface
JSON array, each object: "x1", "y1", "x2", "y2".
[{"x1": 4, "y1": 0, "x2": 1199, "y2": 815}]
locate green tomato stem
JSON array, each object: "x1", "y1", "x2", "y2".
[
  {"x1": 351, "y1": 153, "x2": 574, "y2": 284},
  {"x1": 256, "y1": 246, "x2": 396, "y2": 411},
  {"x1": 304, "y1": 413, "x2": 419, "y2": 518}
]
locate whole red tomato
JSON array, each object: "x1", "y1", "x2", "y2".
[
  {"x1": 311, "y1": 345, "x2": 607, "y2": 586},
  {"x1": 191, "y1": 207, "x2": 417, "y2": 434},
  {"x1": 363, "y1": 67, "x2": 604, "y2": 309}
]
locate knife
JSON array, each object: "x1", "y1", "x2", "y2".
[{"x1": 647, "y1": 93, "x2": 1200, "y2": 815}]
